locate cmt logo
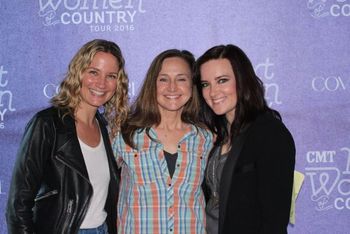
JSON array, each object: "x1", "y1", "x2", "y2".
[
  {"x1": 307, "y1": 151, "x2": 336, "y2": 163},
  {"x1": 307, "y1": 0, "x2": 350, "y2": 18},
  {"x1": 305, "y1": 147, "x2": 350, "y2": 211},
  {"x1": 311, "y1": 76, "x2": 346, "y2": 91}
]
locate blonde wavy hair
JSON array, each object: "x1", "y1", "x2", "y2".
[{"x1": 51, "y1": 39, "x2": 129, "y2": 138}]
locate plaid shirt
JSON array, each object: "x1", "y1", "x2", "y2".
[{"x1": 112, "y1": 126, "x2": 213, "y2": 234}]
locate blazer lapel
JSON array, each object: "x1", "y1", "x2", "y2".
[{"x1": 219, "y1": 129, "x2": 250, "y2": 234}]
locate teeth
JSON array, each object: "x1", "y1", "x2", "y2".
[
  {"x1": 90, "y1": 89, "x2": 104, "y2": 96},
  {"x1": 212, "y1": 97, "x2": 224, "y2": 104},
  {"x1": 165, "y1": 95, "x2": 180, "y2": 99}
]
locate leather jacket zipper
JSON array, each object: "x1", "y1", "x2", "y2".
[
  {"x1": 67, "y1": 199, "x2": 73, "y2": 214},
  {"x1": 34, "y1": 190, "x2": 58, "y2": 202},
  {"x1": 55, "y1": 154, "x2": 93, "y2": 231}
]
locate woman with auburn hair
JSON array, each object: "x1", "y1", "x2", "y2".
[
  {"x1": 113, "y1": 49, "x2": 213, "y2": 233},
  {"x1": 6, "y1": 39, "x2": 128, "y2": 234},
  {"x1": 195, "y1": 44, "x2": 295, "y2": 234}
]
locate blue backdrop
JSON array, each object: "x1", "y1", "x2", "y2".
[{"x1": 1, "y1": 1, "x2": 349, "y2": 233}]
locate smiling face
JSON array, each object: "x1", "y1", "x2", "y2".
[
  {"x1": 79, "y1": 51, "x2": 119, "y2": 112},
  {"x1": 200, "y1": 58, "x2": 237, "y2": 124},
  {"x1": 156, "y1": 57, "x2": 192, "y2": 115}
]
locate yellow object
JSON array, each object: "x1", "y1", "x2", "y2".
[{"x1": 289, "y1": 171, "x2": 305, "y2": 225}]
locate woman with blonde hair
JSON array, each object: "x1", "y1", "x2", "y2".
[{"x1": 6, "y1": 39, "x2": 128, "y2": 234}]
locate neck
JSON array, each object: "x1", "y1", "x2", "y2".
[
  {"x1": 75, "y1": 106, "x2": 97, "y2": 126},
  {"x1": 226, "y1": 112, "x2": 235, "y2": 125},
  {"x1": 157, "y1": 113, "x2": 186, "y2": 131}
]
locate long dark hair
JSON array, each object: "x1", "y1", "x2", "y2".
[
  {"x1": 195, "y1": 44, "x2": 280, "y2": 145},
  {"x1": 122, "y1": 49, "x2": 202, "y2": 148}
]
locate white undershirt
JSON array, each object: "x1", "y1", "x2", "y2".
[{"x1": 78, "y1": 131, "x2": 110, "y2": 229}]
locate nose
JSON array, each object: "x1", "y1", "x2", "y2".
[
  {"x1": 209, "y1": 84, "x2": 218, "y2": 98},
  {"x1": 96, "y1": 75, "x2": 106, "y2": 88},
  {"x1": 168, "y1": 80, "x2": 177, "y2": 92}
]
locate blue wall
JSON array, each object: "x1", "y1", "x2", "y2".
[{"x1": 1, "y1": 1, "x2": 349, "y2": 233}]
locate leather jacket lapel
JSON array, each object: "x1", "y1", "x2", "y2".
[
  {"x1": 54, "y1": 112, "x2": 90, "y2": 181},
  {"x1": 96, "y1": 112, "x2": 118, "y2": 179}
]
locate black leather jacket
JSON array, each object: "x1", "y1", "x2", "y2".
[{"x1": 6, "y1": 107, "x2": 120, "y2": 234}]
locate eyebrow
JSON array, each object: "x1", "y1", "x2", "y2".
[
  {"x1": 201, "y1": 75, "x2": 229, "y2": 82},
  {"x1": 176, "y1": 74, "x2": 190, "y2": 78},
  {"x1": 214, "y1": 75, "x2": 229, "y2": 80},
  {"x1": 158, "y1": 73, "x2": 190, "y2": 78},
  {"x1": 87, "y1": 67, "x2": 118, "y2": 74}
]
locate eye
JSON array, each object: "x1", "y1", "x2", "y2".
[
  {"x1": 88, "y1": 70, "x2": 98, "y2": 76},
  {"x1": 177, "y1": 75, "x2": 189, "y2": 82},
  {"x1": 158, "y1": 76, "x2": 168, "y2": 82},
  {"x1": 201, "y1": 82, "x2": 209, "y2": 88},
  {"x1": 218, "y1": 78, "x2": 229, "y2": 84},
  {"x1": 107, "y1": 74, "x2": 118, "y2": 80}
]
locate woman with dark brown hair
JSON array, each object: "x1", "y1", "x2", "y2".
[
  {"x1": 113, "y1": 49, "x2": 213, "y2": 233},
  {"x1": 195, "y1": 44, "x2": 295, "y2": 234}
]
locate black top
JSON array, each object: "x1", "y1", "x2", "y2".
[{"x1": 164, "y1": 151, "x2": 178, "y2": 178}]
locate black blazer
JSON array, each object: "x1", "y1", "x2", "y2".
[
  {"x1": 6, "y1": 107, "x2": 120, "y2": 234},
  {"x1": 218, "y1": 112, "x2": 295, "y2": 234}
]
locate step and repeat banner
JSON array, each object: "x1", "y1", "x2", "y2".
[{"x1": 0, "y1": 1, "x2": 349, "y2": 233}]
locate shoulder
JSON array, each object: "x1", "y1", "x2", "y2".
[
  {"x1": 191, "y1": 125, "x2": 214, "y2": 151},
  {"x1": 112, "y1": 129, "x2": 146, "y2": 151},
  {"x1": 195, "y1": 125, "x2": 213, "y2": 140},
  {"x1": 248, "y1": 112, "x2": 295, "y2": 153},
  {"x1": 252, "y1": 112, "x2": 292, "y2": 138},
  {"x1": 112, "y1": 131, "x2": 124, "y2": 144},
  {"x1": 26, "y1": 107, "x2": 59, "y2": 128},
  {"x1": 34, "y1": 106, "x2": 59, "y2": 119},
  {"x1": 29, "y1": 107, "x2": 74, "y2": 132},
  {"x1": 33, "y1": 106, "x2": 72, "y2": 123}
]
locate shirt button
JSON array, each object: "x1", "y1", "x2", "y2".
[
  {"x1": 170, "y1": 228, "x2": 173, "y2": 232},
  {"x1": 134, "y1": 153, "x2": 138, "y2": 158},
  {"x1": 177, "y1": 145, "x2": 180, "y2": 148},
  {"x1": 168, "y1": 183, "x2": 171, "y2": 187},
  {"x1": 176, "y1": 164, "x2": 180, "y2": 167}
]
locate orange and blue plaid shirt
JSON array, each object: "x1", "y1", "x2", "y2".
[{"x1": 112, "y1": 126, "x2": 213, "y2": 234}]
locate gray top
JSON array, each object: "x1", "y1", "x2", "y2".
[{"x1": 205, "y1": 146, "x2": 229, "y2": 234}]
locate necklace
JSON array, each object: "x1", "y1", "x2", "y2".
[{"x1": 210, "y1": 146, "x2": 222, "y2": 204}]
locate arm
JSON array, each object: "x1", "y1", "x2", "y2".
[
  {"x1": 256, "y1": 120, "x2": 295, "y2": 234},
  {"x1": 6, "y1": 114, "x2": 54, "y2": 234}
]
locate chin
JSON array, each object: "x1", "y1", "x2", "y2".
[{"x1": 212, "y1": 109, "x2": 227, "y2": 116}]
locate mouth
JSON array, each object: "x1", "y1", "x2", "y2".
[
  {"x1": 212, "y1": 97, "x2": 225, "y2": 104},
  {"x1": 90, "y1": 89, "x2": 105, "y2": 96},
  {"x1": 165, "y1": 95, "x2": 181, "y2": 99}
]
